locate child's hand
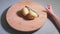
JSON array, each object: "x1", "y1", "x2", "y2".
[
  {"x1": 46, "y1": 4, "x2": 60, "y2": 30},
  {"x1": 45, "y1": 4, "x2": 54, "y2": 15}
]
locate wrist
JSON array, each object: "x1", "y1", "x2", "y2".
[{"x1": 48, "y1": 11, "x2": 55, "y2": 16}]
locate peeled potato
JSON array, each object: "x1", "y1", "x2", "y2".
[
  {"x1": 26, "y1": 9, "x2": 39, "y2": 20},
  {"x1": 21, "y1": 6, "x2": 29, "y2": 16},
  {"x1": 21, "y1": 6, "x2": 39, "y2": 20}
]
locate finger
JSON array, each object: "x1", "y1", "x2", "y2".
[
  {"x1": 45, "y1": 7, "x2": 50, "y2": 12},
  {"x1": 45, "y1": 7, "x2": 49, "y2": 11},
  {"x1": 48, "y1": 4, "x2": 52, "y2": 9},
  {"x1": 48, "y1": 4, "x2": 50, "y2": 9}
]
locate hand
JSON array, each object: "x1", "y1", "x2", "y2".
[
  {"x1": 45, "y1": 4, "x2": 54, "y2": 15},
  {"x1": 46, "y1": 4, "x2": 60, "y2": 30}
]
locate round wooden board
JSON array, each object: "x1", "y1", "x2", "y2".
[{"x1": 6, "y1": 1, "x2": 47, "y2": 32}]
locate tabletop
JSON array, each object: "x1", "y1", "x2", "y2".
[{"x1": 0, "y1": 0, "x2": 60, "y2": 34}]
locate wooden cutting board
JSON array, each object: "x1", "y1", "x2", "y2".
[{"x1": 6, "y1": 1, "x2": 47, "y2": 32}]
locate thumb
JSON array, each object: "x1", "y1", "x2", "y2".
[{"x1": 45, "y1": 7, "x2": 50, "y2": 12}]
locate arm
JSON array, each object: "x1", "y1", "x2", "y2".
[{"x1": 46, "y1": 4, "x2": 60, "y2": 29}]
